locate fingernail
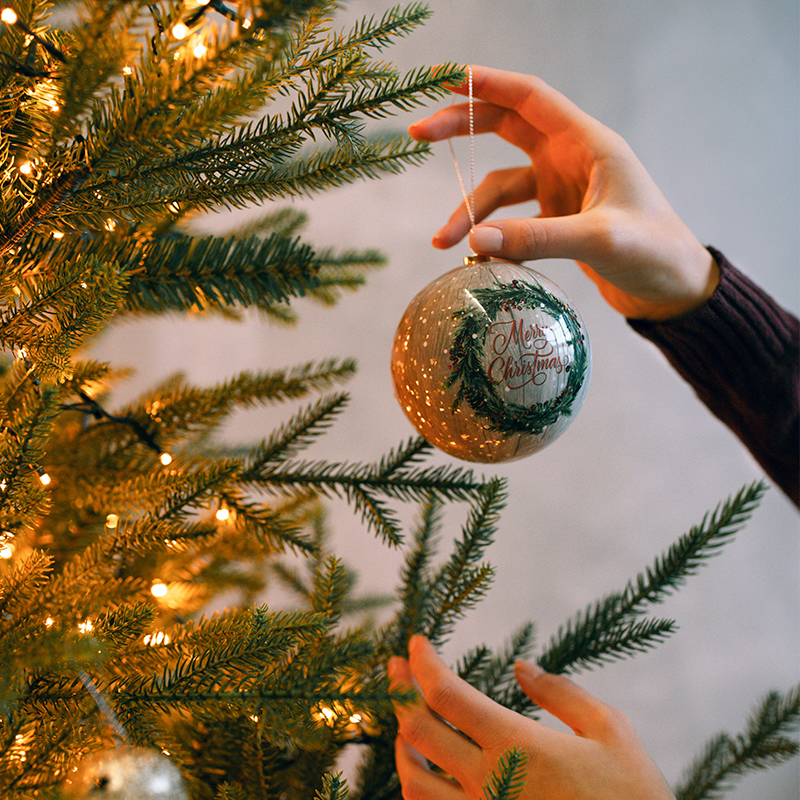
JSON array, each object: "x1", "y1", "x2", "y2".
[
  {"x1": 387, "y1": 656, "x2": 403, "y2": 677},
  {"x1": 470, "y1": 225, "x2": 503, "y2": 253},
  {"x1": 515, "y1": 660, "x2": 544, "y2": 680}
]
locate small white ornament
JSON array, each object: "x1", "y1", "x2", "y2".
[
  {"x1": 391, "y1": 256, "x2": 591, "y2": 463},
  {"x1": 64, "y1": 746, "x2": 188, "y2": 800}
]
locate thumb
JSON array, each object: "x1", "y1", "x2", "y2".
[{"x1": 469, "y1": 214, "x2": 595, "y2": 264}]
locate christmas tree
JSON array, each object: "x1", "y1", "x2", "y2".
[{"x1": 0, "y1": 0, "x2": 797, "y2": 797}]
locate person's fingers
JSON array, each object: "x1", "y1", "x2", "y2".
[
  {"x1": 395, "y1": 736, "x2": 466, "y2": 800},
  {"x1": 407, "y1": 635, "x2": 523, "y2": 751},
  {"x1": 468, "y1": 212, "x2": 598, "y2": 264},
  {"x1": 388, "y1": 654, "x2": 481, "y2": 779},
  {"x1": 410, "y1": 100, "x2": 549, "y2": 157},
  {"x1": 447, "y1": 65, "x2": 599, "y2": 137},
  {"x1": 408, "y1": 101, "x2": 508, "y2": 142},
  {"x1": 432, "y1": 167, "x2": 538, "y2": 249},
  {"x1": 514, "y1": 660, "x2": 631, "y2": 740}
]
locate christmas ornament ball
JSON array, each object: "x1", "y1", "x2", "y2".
[
  {"x1": 391, "y1": 256, "x2": 591, "y2": 463},
  {"x1": 64, "y1": 746, "x2": 188, "y2": 800}
]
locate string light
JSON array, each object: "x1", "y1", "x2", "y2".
[
  {"x1": 159, "y1": 452, "x2": 173, "y2": 466},
  {"x1": 151, "y1": 580, "x2": 168, "y2": 598},
  {"x1": 105, "y1": 513, "x2": 119, "y2": 529},
  {"x1": 78, "y1": 619, "x2": 93, "y2": 634},
  {"x1": 144, "y1": 630, "x2": 171, "y2": 646},
  {"x1": 52, "y1": 230, "x2": 64, "y2": 239},
  {"x1": 103, "y1": 218, "x2": 116, "y2": 231},
  {"x1": 1, "y1": 7, "x2": 18, "y2": 24},
  {"x1": 192, "y1": 41, "x2": 207, "y2": 58},
  {"x1": 171, "y1": 21, "x2": 190, "y2": 39},
  {"x1": 215, "y1": 505, "x2": 229, "y2": 522},
  {"x1": 37, "y1": 469, "x2": 51, "y2": 486},
  {"x1": 0, "y1": 542, "x2": 14, "y2": 559},
  {"x1": 18, "y1": 161, "x2": 33, "y2": 175},
  {"x1": 122, "y1": 65, "x2": 132, "y2": 76}
]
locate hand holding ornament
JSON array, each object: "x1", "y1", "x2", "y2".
[
  {"x1": 389, "y1": 635, "x2": 677, "y2": 800},
  {"x1": 409, "y1": 66, "x2": 719, "y2": 322}
]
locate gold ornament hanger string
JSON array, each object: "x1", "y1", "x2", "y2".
[{"x1": 447, "y1": 66, "x2": 477, "y2": 249}]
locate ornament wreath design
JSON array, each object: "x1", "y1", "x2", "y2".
[{"x1": 445, "y1": 276, "x2": 589, "y2": 436}]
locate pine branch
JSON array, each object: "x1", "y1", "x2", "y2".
[
  {"x1": 482, "y1": 747, "x2": 528, "y2": 800},
  {"x1": 424, "y1": 478, "x2": 506, "y2": 645},
  {"x1": 463, "y1": 622, "x2": 537, "y2": 706},
  {"x1": 674, "y1": 684, "x2": 800, "y2": 800},
  {"x1": 538, "y1": 481, "x2": 766, "y2": 677},
  {"x1": 316, "y1": 771, "x2": 350, "y2": 800}
]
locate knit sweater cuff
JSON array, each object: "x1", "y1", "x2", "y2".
[{"x1": 628, "y1": 247, "x2": 799, "y2": 505}]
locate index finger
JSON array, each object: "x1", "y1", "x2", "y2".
[
  {"x1": 407, "y1": 635, "x2": 527, "y2": 751},
  {"x1": 450, "y1": 65, "x2": 598, "y2": 137}
]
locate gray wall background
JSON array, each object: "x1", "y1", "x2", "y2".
[{"x1": 92, "y1": 1, "x2": 799, "y2": 796}]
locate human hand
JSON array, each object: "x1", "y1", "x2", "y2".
[
  {"x1": 388, "y1": 635, "x2": 676, "y2": 800},
  {"x1": 409, "y1": 66, "x2": 718, "y2": 321}
]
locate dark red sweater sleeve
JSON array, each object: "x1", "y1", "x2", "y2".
[{"x1": 628, "y1": 248, "x2": 799, "y2": 507}]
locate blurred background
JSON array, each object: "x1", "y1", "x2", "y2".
[{"x1": 91, "y1": 1, "x2": 799, "y2": 796}]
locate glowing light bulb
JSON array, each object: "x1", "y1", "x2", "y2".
[
  {"x1": 78, "y1": 619, "x2": 93, "y2": 634},
  {"x1": 18, "y1": 161, "x2": 32, "y2": 175},
  {"x1": 38, "y1": 471, "x2": 51, "y2": 486},
  {"x1": 52, "y1": 230, "x2": 64, "y2": 239},
  {"x1": 0, "y1": 543, "x2": 14, "y2": 559},
  {"x1": 105, "y1": 513, "x2": 119, "y2": 529},
  {"x1": 122, "y1": 65, "x2": 133, "y2": 76},
  {"x1": 44, "y1": 617, "x2": 54, "y2": 628},
  {"x1": 193, "y1": 42, "x2": 207, "y2": 58},
  {"x1": 349, "y1": 713, "x2": 363, "y2": 724},
  {"x1": 171, "y1": 21, "x2": 189, "y2": 39},
  {"x1": 215, "y1": 507, "x2": 230, "y2": 522},
  {"x1": 151, "y1": 581, "x2": 168, "y2": 598},
  {"x1": 241, "y1": 18, "x2": 252, "y2": 29},
  {"x1": 104, "y1": 218, "x2": 116, "y2": 231},
  {"x1": 159, "y1": 452, "x2": 173, "y2": 466},
  {"x1": 1, "y1": 8, "x2": 18, "y2": 25}
]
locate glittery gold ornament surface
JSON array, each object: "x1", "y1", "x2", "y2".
[
  {"x1": 63, "y1": 747, "x2": 188, "y2": 800},
  {"x1": 391, "y1": 257, "x2": 591, "y2": 462}
]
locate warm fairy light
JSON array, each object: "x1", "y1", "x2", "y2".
[
  {"x1": 241, "y1": 18, "x2": 252, "y2": 29},
  {"x1": 349, "y1": 713, "x2": 363, "y2": 724},
  {"x1": 78, "y1": 619, "x2": 93, "y2": 634},
  {"x1": 171, "y1": 21, "x2": 190, "y2": 39},
  {"x1": 144, "y1": 630, "x2": 170, "y2": 646},
  {"x1": 105, "y1": 513, "x2": 119, "y2": 529},
  {"x1": 122, "y1": 65, "x2": 133, "y2": 76},
  {"x1": 215, "y1": 507, "x2": 230, "y2": 522},
  {"x1": 151, "y1": 580, "x2": 168, "y2": 598},
  {"x1": 0, "y1": 543, "x2": 14, "y2": 559},
  {"x1": 18, "y1": 161, "x2": 33, "y2": 175},
  {"x1": 52, "y1": 230, "x2": 64, "y2": 239},
  {"x1": 248, "y1": 714, "x2": 259, "y2": 723},
  {"x1": 45, "y1": 617, "x2": 54, "y2": 628},
  {"x1": 104, "y1": 218, "x2": 116, "y2": 231},
  {"x1": 1, "y1": 7, "x2": 18, "y2": 24},
  {"x1": 159, "y1": 452, "x2": 173, "y2": 466},
  {"x1": 38, "y1": 471, "x2": 51, "y2": 486},
  {"x1": 14, "y1": 346, "x2": 27, "y2": 360},
  {"x1": 193, "y1": 42, "x2": 207, "y2": 58},
  {"x1": 319, "y1": 707, "x2": 335, "y2": 722}
]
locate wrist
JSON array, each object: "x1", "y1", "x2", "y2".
[{"x1": 633, "y1": 246, "x2": 720, "y2": 322}]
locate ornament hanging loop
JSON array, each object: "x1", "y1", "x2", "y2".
[{"x1": 448, "y1": 65, "x2": 476, "y2": 247}]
